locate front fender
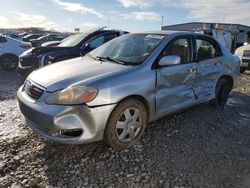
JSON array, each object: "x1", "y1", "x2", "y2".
[{"x1": 86, "y1": 66, "x2": 156, "y2": 121}]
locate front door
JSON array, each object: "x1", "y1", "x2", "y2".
[{"x1": 155, "y1": 37, "x2": 198, "y2": 118}]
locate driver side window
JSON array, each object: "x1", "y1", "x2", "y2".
[{"x1": 162, "y1": 38, "x2": 191, "y2": 64}]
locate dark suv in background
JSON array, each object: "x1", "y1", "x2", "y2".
[{"x1": 18, "y1": 28, "x2": 128, "y2": 78}]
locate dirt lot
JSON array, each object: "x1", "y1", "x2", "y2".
[{"x1": 1, "y1": 71, "x2": 250, "y2": 188}]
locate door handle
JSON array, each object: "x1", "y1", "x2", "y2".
[
  {"x1": 188, "y1": 67, "x2": 197, "y2": 73},
  {"x1": 215, "y1": 61, "x2": 222, "y2": 65}
]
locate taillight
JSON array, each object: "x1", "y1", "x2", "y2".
[{"x1": 19, "y1": 45, "x2": 31, "y2": 49}]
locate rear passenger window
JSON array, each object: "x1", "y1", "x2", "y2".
[
  {"x1": 0, "y1": 36, "x2": 7, "y2": 43},
  {"x1": 89, "y1": 35, "x2": 105, "y2": 49},
  {"x1": 104, "y1": 33, "x2": 118, "y2": 43},
  {"x1": 89, "y1": 33, "x2": 118, "y2": 49},
  {"x1": 196, "y1": 39, "x2": 220, "y2": 62},
  {"x1": 162, "y1": 38, "x2": 191, "y2": 64}
]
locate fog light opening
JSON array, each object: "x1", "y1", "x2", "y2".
[{"x1": 60, "y1": 129, "x2": 83, "y2": 137}]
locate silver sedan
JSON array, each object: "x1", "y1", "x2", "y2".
[{"x1": 17, "y1": 31, "x2": 240, "y2": 149}]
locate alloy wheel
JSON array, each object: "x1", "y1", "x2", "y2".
[{"x1": 115, "y1": 107, "x2": 142, "y2": 143}]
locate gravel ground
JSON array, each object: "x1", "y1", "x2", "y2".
[{"x1": 1, "y1": 71, "x2": 250, "y2": 188}]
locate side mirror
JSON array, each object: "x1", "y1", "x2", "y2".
[
  {"x1": 84, "y1": 43, "x2": 91, "y2": 49},
  {"x1": 159, "y1": 55, "x2": 181, "y2": 67},
  {"x1": 80, "y1": 43, "x2": 91, "y2": 56},
  {"x1": 80, "y1": 43, "x2": 91, "y2": 51}
]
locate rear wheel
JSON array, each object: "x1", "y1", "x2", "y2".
[
  {"x1": 0, "y1": 54, "x2": 18, "y2": 71},
  {"x1": 104, "y1": 98, "x2": 147, "y2": 150},
  {"x1": 240, "y1": 67, "x2": 246, "y2": 74},
  {"x1": 210, "y1": 78, "x2": 231, "y2": 108}
]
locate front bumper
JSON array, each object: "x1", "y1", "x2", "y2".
[
  {"x1": 241, "y1": 58, "x2": 250, "y2": 69},
  {"x1": 17, "y1": 86, "x2": 116, "y2": 144},
  {"x1": 18, "y1": 53, "x2": 40, "y2": 75}
]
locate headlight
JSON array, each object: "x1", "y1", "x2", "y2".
[{"x1": 45, "y1": 86, "x2": 98, "y2": 105}]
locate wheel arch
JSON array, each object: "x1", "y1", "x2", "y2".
[
  {"x1": 218, "y1": 75, "x2": 234, "y2": 91},
  {"x1": 115, "y1": 95, "x2": 151, "y2": 122}
]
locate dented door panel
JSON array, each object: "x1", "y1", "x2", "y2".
[
  {"x1": 155, "y1": 63, "x2": 197, "y2": 118},
  {"x1": 194, "y1": 57, "x2": 223, "y2": 100}
]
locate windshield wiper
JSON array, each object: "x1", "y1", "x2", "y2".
[
  {"x1": 96, "y1": 56, "x2": 125, "y2": 65},
  {"x1": 86, "y1": 54, "x2": 99, "y2": 61}
]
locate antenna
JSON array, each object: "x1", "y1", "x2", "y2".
[{"x1": 108, "y1": 16, "x2": 110, "y2": 29}]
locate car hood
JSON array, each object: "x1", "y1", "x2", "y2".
[
  {"x1": 30, "y1": 39, "x2": 38, "y2": 42},
  {"x1": 28, "y1": 57, "x2": 132, "y2": 92}
]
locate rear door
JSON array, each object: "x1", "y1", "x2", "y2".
[
  {"x1": 155, "y1": 36, "x2": 198, "y2": 117},
  {"x1": 193, "y1": 36, "x2": 223, "y2": 100}
]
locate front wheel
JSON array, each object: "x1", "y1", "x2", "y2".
[
  {"x1": 0, "y1": 54, "x2": 18, "y2": 71},
  {"x1": 104, "y1": 98, "x2": 147, "y2": 150},
  {"x1": 210, "y1": 78, "x2": 231, "y2": 108}
]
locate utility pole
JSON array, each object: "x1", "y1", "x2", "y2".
[{"x1": 161, "y1": 15, "x2": 164, "y2": 30}]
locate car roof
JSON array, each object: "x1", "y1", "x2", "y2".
[
  {"x1": 76, "y1": 29, "x2": 123, "y2": 36},
  {"x1": 131, "y1": 30, "x2": 217, "y2": 42},
  {"x1": 132, "y1": 30, "x2": 207, "y2": 37}
]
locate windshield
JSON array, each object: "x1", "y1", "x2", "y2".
[
  {"x1": 89, "y1": 34, "x2": 165, "y2": 65},
  {"x1": 58, "y1": 33, "x2": 88, "y2": 47}
]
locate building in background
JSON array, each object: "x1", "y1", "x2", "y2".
[{"x1": 162, "y1": 22, "x2": 250, "y2": 52}]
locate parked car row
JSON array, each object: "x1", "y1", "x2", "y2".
[
  {"x1": 1, "y1": 31, "x2": 66, "y2": 46},
  {"x1": 17, "y1": 31, "x2": 241, "y2": 149},
  {"x1": 0, "y1": 32, "x2": 68, "y2": 71},
  {"x1": 29, "y1": 34, "x2": 65, "y2": 47},
  {"x1": 18, "y1": 27, "x2": 129, "y2": 77},
  {"x1": 22, "y1": 33, "x2": 43, "y2": 42}
]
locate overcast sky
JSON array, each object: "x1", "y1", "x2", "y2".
[{"x1": 0, "y1": 0, "x2": 249, "y2": 32}]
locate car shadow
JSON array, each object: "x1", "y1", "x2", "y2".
[{"x1": 36, "y1": 91, "x2": 250, "y2": 187}]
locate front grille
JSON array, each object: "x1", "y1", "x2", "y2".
[
  {"x1": 23, "y1": 80, "x2": 44, "y2": 100},
  {"x1": 19, "y1": 56, "x2": 33, "y2": 67},
  {"x1": 243, "y1": 50, "x2": 250, "y2": 57},
  {"x1": 242, "y1": 58, "x2": 250, "y2": 63}
]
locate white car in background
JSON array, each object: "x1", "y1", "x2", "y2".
[
  {"x1": 235, "y1": 44, "x2": 250, "y2": 73},
  {"x1": 0, "y1": 35, "x2": 31, "y2": 71}
]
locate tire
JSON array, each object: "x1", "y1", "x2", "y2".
[
  {"x1": 0, "y1": 54, "x2": 18, "y2": 71},
  {"x1": 240, "y1": 67, "x2": 246, "y2": 74},
  {"x1": 210, "y1": 78, "x2": 231, "y2": 108},
  {"x1": 104, "y1": 98, "x2": 147, "y2": 150}
]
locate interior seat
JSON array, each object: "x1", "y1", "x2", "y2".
[{"x1": 197, "y1": 46, "x2": 211, "y2": 61}]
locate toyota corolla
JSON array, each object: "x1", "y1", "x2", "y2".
[{"x1": 17, "y1": 31, "x2": 240, "y2": 149}]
